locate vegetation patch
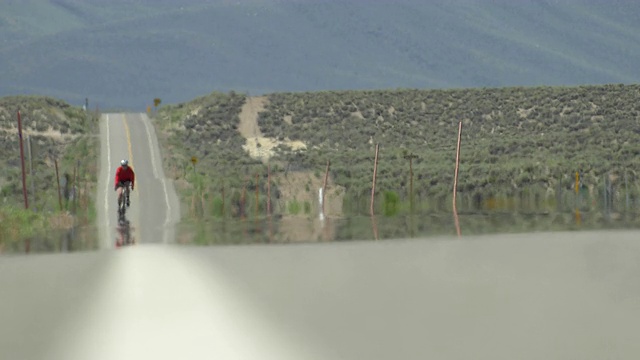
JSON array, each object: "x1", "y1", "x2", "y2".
[
  {"x1": 153, "y1": 83, "x2": 640, "y2": 242},
  {"x1": 0, "y1": 96, "x2": 99, "y2": 251}
]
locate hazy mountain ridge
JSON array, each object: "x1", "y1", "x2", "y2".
[{"x1": 2, "y1": 0, "x2": 640, "y2": 109}]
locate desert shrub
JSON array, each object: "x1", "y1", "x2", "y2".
[{"x1": 288, "y1": 199, "x2": 302, "y2": 215}]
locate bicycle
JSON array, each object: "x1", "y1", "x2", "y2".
[{"x1": 116, "y1": 181, "x2": 131, "y2": 224}]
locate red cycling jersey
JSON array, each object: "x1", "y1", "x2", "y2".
[{"x1": 114, "y1": 166, "x2": 135, "y2": 189}]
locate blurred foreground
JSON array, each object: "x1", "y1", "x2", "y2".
[{"x1": 1, "y1": 230, "x2": 639, "y2": 359}]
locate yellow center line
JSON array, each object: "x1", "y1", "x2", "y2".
[
  {"x1": 123, "y1": 117, "x2": 133, "y2": 164},
  {"x1": 122, "y1": 114, "x2": 142, "y2": 242}
]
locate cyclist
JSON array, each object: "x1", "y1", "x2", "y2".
[{"x1": 114, "y1": 159, "x2": 135, "y2": 209}]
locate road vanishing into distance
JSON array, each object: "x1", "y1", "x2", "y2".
[
  {"x1": 96, "y1": 113, "x2": 180, "y2": 247},
  {"x1": 1, "y1": 114, "x2": 640, "y2": 359}
]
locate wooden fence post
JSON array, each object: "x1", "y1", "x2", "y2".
[
  {"x1": 55, "y1": 159, "x2": 62, "y2": 211},
  {"x1": 267, "y1": 164, "x2": 271, "y2": 216},
  {"x1": 453, "y1": 122, "x2": 462, "y2": 237},
  {"x1": 370, "y1": 144, "x2": 379, "y2": 217},
  {"x1": 255, "y1": 172, "x2": 259, "y2": 217},
  {"x1": 453, "y1": 121, "x2": 462, "y2": 210},
  {"x1": 17, "y1": 111, "x2": 28, "y2": 209},
  {"x1": 322, "y1": 160, "x2": 330, "y2": 217}
]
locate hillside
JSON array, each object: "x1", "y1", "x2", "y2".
[
  {"x1": 0, "y1": 95, "x2": 99, "y2": 248},
  {"x1": 2, "y1": 1, "x2": 640, "y2": 108},
  {"x1": 154, "y1": 83, "x2": 640, "y2": 219}
]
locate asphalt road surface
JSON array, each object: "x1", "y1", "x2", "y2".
[
  {"x1": 1, "y1": 113, "x2": 639, "y2": 359},
  {"x1": 96, "y1": 113, "x2": 180, "y2": 247}
]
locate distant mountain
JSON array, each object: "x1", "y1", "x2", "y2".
[{"x1": 2, "y1": 0, "x2": 640, "y2": 109}]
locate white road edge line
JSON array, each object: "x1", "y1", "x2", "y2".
[
  {"x1": 104, "y1": 114, "x2": 111, "y2": 246},
  {"x1": 142, "y1": 115, "x2": 172, "y2": 243}
]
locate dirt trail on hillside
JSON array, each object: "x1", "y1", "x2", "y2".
[
  {"x1": 238, "y1": 96, "x2": 267, "y2": 138},
  {"x1": 238, "y1": 96, "x2": 306, "y2": 162},
  {"x1": 235, "y1": 96, "x2": 343, "y2": 235},
  {"x1": 0, "y1": 126, "x2": 79, "y2": 140}
]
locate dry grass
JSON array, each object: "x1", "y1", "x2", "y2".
[{"x1": 48, "y1": 212, "x2": 75, "y2": 230}]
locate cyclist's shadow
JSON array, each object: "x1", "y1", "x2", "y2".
[{"x1": 115, "y1": 220, "x2": 135, "y2": 248}]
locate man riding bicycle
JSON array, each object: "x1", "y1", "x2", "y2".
[{"x1": 114, "y1": 159, "x2": 135, "y2": 209}]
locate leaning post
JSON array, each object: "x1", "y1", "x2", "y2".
[
  {"x1": 55, "y1": 159, "x2": 63, "y2": 211},
  {"x1": 453, "y1": 121, "x2": 463, "y2": 210},
  {"x1": 17, "y1": 111, "x2": 29, "y2": 209},
  {"x1": 453, "y1": 121, "x2": 462, "y2": 237}
]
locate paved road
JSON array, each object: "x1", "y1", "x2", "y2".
[
  {"x1": 2, "y1": 231, "x2": 640, "y2": 359},
  {"x1": 1, "y1": 113, "x2": 640, "y2": 359},
  {"x1": 97, "y1": 113, "x2": 180, "y2": 247}
]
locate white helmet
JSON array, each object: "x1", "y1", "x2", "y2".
[{"x1": 120, "y1": 159, "x2": 129, "y2": 167}]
